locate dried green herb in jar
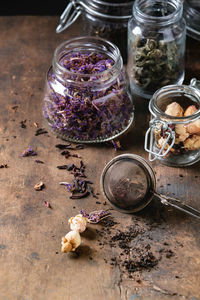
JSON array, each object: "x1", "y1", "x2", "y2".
[
  {"x1": 127, "y1": 0, "x2": 186, "y2": 99},
  {"x1": 130, "y1": 37, "x2": 182, "y2": 92}
]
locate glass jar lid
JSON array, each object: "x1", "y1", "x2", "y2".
[{"x1": 183, "y1": 0, "x2": 200, "y2": 40}]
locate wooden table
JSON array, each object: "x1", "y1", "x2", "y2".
[{"x1": 0, "y1": 16, "x2": 200, "y2": 300}]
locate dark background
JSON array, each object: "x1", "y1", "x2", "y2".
[{"x1": 1, "y1": 1, "x2": 70, "y2": 15}]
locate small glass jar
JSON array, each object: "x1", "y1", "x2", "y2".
[
  {"x1": 144, "y1": 79, "x2": 200, "y2": 167},
  {"x1": 42, "y1": 36, "x2": 134, "y2": 143},
  {"x1": 56, "y1": 0, "x2": 134, "y2": 62},
  {"x1": 127, "y1": 0, "x2": 186, "y2": 99},
  {"x1": 183, "y1": 0, "x2": 200, "y2": 41}
]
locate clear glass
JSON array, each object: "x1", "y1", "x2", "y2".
[
  {"x1": 42, "y1": 36, "x2": 134, "y2": 143},
  {"x1": 146, "y1": 83, "x2": 200, "y2": 167},
  {"x1": 81, "y1": 0, "x2": 134, "y2": 62},
  {"x1": 56, "y1": 0, "x2": 134, "y2": 63},
  {"x1": 183, "y1": 0, "x2": 200, "y2": 40},
  {"x1": 127, "y1": 0, "x2": 186, "y2": 99}
]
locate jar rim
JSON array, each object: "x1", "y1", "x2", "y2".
[
  {"x1": 149, "y1": 84, "x2": 200, "y2": 122},
  {"x1": 52, "y1": 36, "x2": 122, "y2": 81},
  {"x1": 133, "y1": 0, "x2": 183, "y2": 26}
]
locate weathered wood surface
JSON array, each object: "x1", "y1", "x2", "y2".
[{"x1": 0, "y1": 16, "x2": 200, "y2": 300}]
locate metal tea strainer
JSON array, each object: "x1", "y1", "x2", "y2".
[{"x1": 100, "y1": 154, "x2": 200, "y2": 219}]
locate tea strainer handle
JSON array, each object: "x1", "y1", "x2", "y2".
[{"x1": 155, "y1": 192, "x2": 200, "y2": 219}]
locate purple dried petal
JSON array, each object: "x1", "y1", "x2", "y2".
[
  {"x1": 21, "y1": 146, "x2": 37, "y2": 157},
  {"x1": 80, "y1": 209, "x2": 111, "y2": 223}
]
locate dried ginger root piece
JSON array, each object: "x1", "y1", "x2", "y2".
[
  {"x1": 165, "y1": 102, "x2": 183, "y2": 117},
  {"x1": 175, "y1": 124, "x2": 189, "y2": 143},
  {"x1": 183, "y1": 104, "x2": 200, "y2": 135},
  {"x1": 184, "y1": 105, "x2": 197, "y2": 117},
  {"x1": 186, "y1": 119, "x2": 200, "y2": 135},
  {"x1": 61, "y1": 231, "x2": 81, "y2": 253},
  {"x1": 184, "y1": 135, "x2": 200, "y2": 150}
]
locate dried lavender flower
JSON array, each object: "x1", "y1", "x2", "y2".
[
  {"x1": 21, "y1": 146, "x2": 37, "y2": 157},
  {"x1": 80, "y1": 209, "x2": 111, "y2": 224}
]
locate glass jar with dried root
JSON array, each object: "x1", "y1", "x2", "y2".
[{"x1": 144, "y1": 79, "x2": 200, "y2": 167}]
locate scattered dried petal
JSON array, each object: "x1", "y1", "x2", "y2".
[
  {"x1": 44, "y1": 201, "x2": 51, "y2": 208},
  {"x1": 80, "y1": 209, "x2": 111, "y2": 224},
  {"x1": 21, "y1": 146, "x2": 37, "y2": 157},
  {"x1": 34, "y1": 181, "x2": 45, "y2": 191}
]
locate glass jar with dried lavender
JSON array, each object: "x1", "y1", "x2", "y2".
[
  {"x1": 127, "y1": 0, "x2": 186, "y2": 99},
  {"x1": 56, "y1": 0, "x2": 134, "y2": 63},
  {"x1": 42, "y1": 36, "x2": 134, "y2": 143},
  {"x1": 144, "y1": 79, "x2": 200, "y2": 167}
]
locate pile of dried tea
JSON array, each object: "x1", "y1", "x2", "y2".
[{"x1": 43, "y1": 52, "x2": 133, "y2": 142}]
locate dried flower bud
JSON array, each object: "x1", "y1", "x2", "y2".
[
  {"x1": 165, "y1": 102, "x2": 183, "y2": 117},
  {"x1": 68, "y1": 214, "x2": 88, "y2": 233},
  {"x1": 61, "y1": 230, "x2": 81, "y2": 253}
]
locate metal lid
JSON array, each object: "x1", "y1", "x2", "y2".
[{"x1": 100, "y1": 154, "x2": 156, "y2": 213}]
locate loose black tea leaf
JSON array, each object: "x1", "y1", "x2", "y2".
[
  {"x1": 20, "y1": 120, "x2": 27, "y2": 129},
  {"x1": 55, "y1": 143, "x2": 72, "y2": 150},
  {"x1": 0, "y1": 164, "x2": 8, "y2": 168},
  {"x1": 11, "y1": 105, "x2": 19, "y2": 112},
  {"x1": 35, "y1": 128, "x2": 48, "y2": 136},
  {"x1": 35, "y1": 160, "x2": 44, "y2": 164}
]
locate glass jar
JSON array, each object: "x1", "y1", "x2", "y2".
[
  {"x1": 183, "y1": 0, "x2": 200, "y2": 41},
  {"x1": 42, "y1": 36, "x2": 134, "y2": 143},
  {"x1": 56, "y1": 0, "x2": 134, "y2": 62},
  {"x1": 127, "y1": 0, "x2": 186, "y2": 99},
  {"x1": 144, "y1": 79, "x2": 200, "y2": 167}
]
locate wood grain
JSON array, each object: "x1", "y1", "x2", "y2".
[{"x1": 0, "y1": 16, "x2": 200, "y2": 300}]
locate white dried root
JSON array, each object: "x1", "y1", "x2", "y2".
[
  {"x1": 157, "y1": 137, "x2": 174, "y2": 156},
  {"x1": 186, "y1": 119, "x2": 200, "y2": 135},
  {"x1": 175, "y1": 124, "x2": 189, "y2": 143},
  {"x1": 182, "y1": 105, "x2": 200, "y2": 135},
  {"x1": 165, "y1": 102, "x2": 183, "y2": 117},
  {"x1": 61, "y1": 230, "x2": 81, "y2": 253},
  {"x1": 68, "y1": 214, "x2": 88, "y2": 233},
  {"x1": 184, "y1": 105, "x2": 197, "y2": 117},
  {"x1": 184, "y1": 135, "x2": 200, "y2": 150}
]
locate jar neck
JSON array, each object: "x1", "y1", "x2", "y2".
[
  {"x1": 149, "y1": 84, "x2": 200, "y2": 123},
  {"x1": 133, "y1": 0, "x2": 183, "y2": 26},
  {"x1": 83, "y1": 0, "x2": 134, "y2": 18},
  {"x1": 52, "y1": 36, "x2": 123, "y2": 87}
]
